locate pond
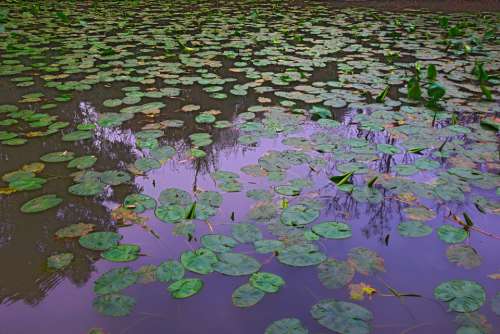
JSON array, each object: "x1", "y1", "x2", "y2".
[{"x1": 0, "y1": 1, "x2": 499, "y2": 334}]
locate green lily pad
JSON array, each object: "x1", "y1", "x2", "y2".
[
  {"x1": 55, "y1": 223, "x2": 95, "y2": 239},
  {"x1": 281, "y1": 205, "x2": 320, "y2": 226},
  {"x1": 437, "y1": 225, "x2": 468, "y2": 244},
  {"x1": 232, "y1": 223, "x2": 263, "y2": 243},
  {"x1": 100, "y1": 170, "x2": 131, "y2": 186},
  {"x1": 265, "y1": 318, "x2": 309, "y2": 334},
  {"x1": 168, "y1": 278, "x2": 203, "y2": 299},
  {"x1": 214, "y1": 253, "x2": 261, "y2": 276},
  {"x1": 102, "y1": 244, "x2": 140, "y2": 262},
  {"x1": 446, "y1": 244, "x2": 481, "y2": 269},
  {"x1": 156, "y1": 260, "x2": 185, "y2": 282},
  {"x1": 93, "y1": 294, "x2": 135, "y2": 317},
  {"x1": 434, "y1": 280, "x2": 485, "y2": 313},
  {"x1": 201, "y1": 234, "x2": 238, "y2": 253},
  {"x1": 312, "y1": 222, "x2": 352, "y2": 239},
  {"x1": 232, "y1": 283, "x2": 265, "y2": 308},
  {"x1": 311, "y1": 299, "x2": 373, "y2": 334},
  {"x1": 47, "y1": 253, "x2": 74, "y2": 270},
  {"x1": 249, "y1": 272, "x2": 285, "y2": 293},
  {"x1": 20, "y1": 194, "x2": 63, "y2": 213},
  {"x1": 94, "y1": 267, "x2": 138, "y2": 295},
  {"x1": 318, "y1": 259, "x2": 355, "y2": 289},
  {"x1": 397, "y1": 221, "x2": 433, "y2": 238},
  {"x1": 180, "y1": 248, "x2": 218, "y2": 275},
  {"x1": 277, "y1": 243, "x2": 326, "y2": 267},
  {"x1": 348, "y1": 247, "x2": 385, "y2": 276},
  {"x1": 123, "y1": 193, "x2": 156, "y2": 213},
  {"x1": 67, "y1": 155, "x2": 97, "y2": 169},
  {"x1": 79, "y1": 231, "x2": 122, "y2": 251},
  {"x1": 40, "y1": 151, "x2": 75, "y2": 162}
]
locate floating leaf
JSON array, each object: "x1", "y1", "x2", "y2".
[
  {"x1": 21, "y1": 194, "x2": 63, "y2": 213},
  {"x1": 55, "y1": 223, "x2": 95, "y2": 239},
  {"x1": 94, "y1": 267, "x2": 138, "y2": 295},
  {"x1": 250, "y1": 272, "x2": 285, "y2": 293},
  {"x1": 93, "y1": 294, "x2": 135, "y2": 317},
  {"x1": 318, "y1": 259, "x2": 355, "y2": 289},
  {"x1": 201, "y1": 234, "x2": 238, "y2": 253},
  {"x1": 102, "y1": 244, "x2": 140, "y2": 262},
  {"x1": 281, "y1": 205, "x2": 320, "y2": 226},
  {"x1": 156, "y1": 260, "x2": 185, "y2": 282},
  {"x1": 437, "y1": 225, "x2": 468, "y2": 244},
  {"x1": 47, "y1": 253, "x2": 74, "y2": 270},
  {"x1": 214, "y1": 253, "x2": 261, "y2": 276},
  {"x1": 397, "y1": 221, "x2": 433, "y2": 238},
  {"x1": 264, "y1": 318, "x2": 309, "y2": 334},
  {"x1": 434, "y1": 280, "x2": 485, "y2": 312},
  {"x1": 232, "y1": 283, "x2": 265, "y2": 308},
  {"x1": 278, "y1": 243, "x2": 326, "y2": 267},
  {"x1": 348, "y1": 247, "x2": 385, "y2": 276},
  {"x1": 232, "y1": 223, "x2": 262, "y2": 243},
  {"x1": 310, "y1": 299, "x2": 373, "y2": 334},
  {"x1": 313, "y1": 222, "x2": 352, "y2": 239},
  {"x1": 168, "y1": 278, "x2": 203, "y2": 299},
  {"x1": 79, "y1": 232, "x2": 122, "y2": 251},
  {"x1": 180, "y1": 248, "x2": 218, "y2": 275},
  {"x1": 446, "y1": 244, "x2": 481, "y2": 269}
]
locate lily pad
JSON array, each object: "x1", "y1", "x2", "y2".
[
  {"x1": 79, "y1": 231, "x2": 122, "y2": 251},
  {"x1": 21, "y1": 194, "x2": 63, "y2": 213},
  {"x1": 156, "y1": 260, "x2": 185, "y2": 282},
  {"x1": 93, "y1": 294, "x2": 135, "y2": 317},
  {"x1": 434, "y1": 280, "x2": 485, "y2": 313},
  {"x1": 214, "y1": 253, "x2": 261, "y2": 276},
  {"x1": 310, "y1": 299, "x2": 373, "y2": 334},
  {"x1": 102, "y1": 244, "x2": 140, "y2": 262},
  {"x1": 94, "y1": 267, "x2": 138, "y2": 295},
  {"x1": 313, "y1": 222, "x2": 352, "y2": 239},
  {"x1": 168, "y1": 278, "x2": 203, "y2": 299},
  {"x1": 249, "y1": 272, "x2": 285, "y2": 293},
  {"x1": 232, "y1": 283, "x2": 265, "y2": 308},
  {"x1": 318, "y1": 259, "x2": 355, "y2": 289},
  {"x1": 265, "y1": 318, "x2": 309, "y2": 334}
]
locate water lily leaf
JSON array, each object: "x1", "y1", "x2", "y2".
[
  {"x1": 278, "y1": 243, "x2": 326, "y2": 267},
  {"x1": 93, "y1": 294, "x2": 135, "y2": 317},
  {"x1": 197, "y1": 191, "x2": 222, "y2": 207},
  {"x1": 275, "y1": 185, "x2": 301, "y2": 196},
  {"x1": 232, "y1": 223, "x2": 262, "y2": 243},
  {"x1": 168, "y1": 278, "x2": 203, "y2": 299},
  {"x1": 214, "y1": 253, "x2": 261, "y2": 276},
  {"x1": 201, "y1": 234, "x2": 238, "y2": 253},
  {"x1": 9, "y1": 176, "x2": 46, "y2": 191},
  {"x1": 318, "y1": 259, "x2": 355, "y2": 289},
  {"x1": 248, "y1": 202, "x2": 277, "y2": 221},
  {"x1": 232, "y1": 283, "x2": 265, "y2": 308},
  {"x1": 67, "y1": 155, "x2": 97, "y2": 169},
  {"x1": 348, "y1": 247, "x2": 385, "y2": 276},
  {"x1": 264, "y1": 318, "x2": 309, "y2": 334},
  {"x1": 150, "y1": 145, "x2": 176, "y2": 162},
  {"x1": 159, "y1": 188, "x2": 193, "y2": 206},
  {"x1": 249, "y1": 272, "x2": 285, "y2": 293},
  {"x1": 21, "y1": 194, "x2": 63, "y2": 213},
  {"x1": 136, "y1": 264, "x2": 157, "y2": 284},
  {"x1": 437, "y1": 225, "x2": 468, "y2": 244},
  {"x1": 40, "y1": 151, "x2": 75, "y2": 162},
  {"x1": 281, "y1": 204, "x2": 320, "y2": 226},
  {"x1": 492, "y1": 292, "x2": 500, "y2": 316},
  {"x1": 254, "y1": 239, "x2": 284, "y2": 254},
  {"x1": 69, "y1": 181, "x2": 106, "y2": 196},
  {"x1": 180, "y1": 248, "x2": 218, "y2": 275},
  {"x1": 100, "y1": 170, "x2": 131, "y2": 186},
  {"x1": 403, "y1": 206, "x2": 436, "y2": 221},
  {"x1": 102, "y1": 244, "x2": 140, "y2": 262},
  {"x1": 123, "y1": 194, "x2": 156, "y2": 213},
  {"x1": 94, "y1": 267, "x2": 138, "y2": 295},
  {"x1": 62, "y1": 130, "x2": 92, "y2": 141},
  {"x1": 446, "y1": 244, "x2": 481, "y2": 269},
  {"x1": 434, "y1": 280, "x2": 485, "y2": 312},
  {"x1": 47, "y1": 253, "x2": 74, "y2": 270},
  {"x1": 134, "y1": 158, "x2": 161, "y2": 172},
  {"x1": 310, "y1": 299, "x2": 373, "y2": 334},
  {"x1": 156, "y1": 260, "x2": 185, "y2": 282},
  {"x1": 55, "y1": 223, "x2": 95, "y2": 238},
  {"x1": 397, "y1": 221, "x2": 433, "y2": 238},
  {"x1": 155, "y1": 205, "x2": 186, "y2": 223},
  {"x1": 79, "y1": 231, "x2": 122, "y2": 251},
  {"x1": 313, "y1": 222, "x2": 352, "y2": 239}
]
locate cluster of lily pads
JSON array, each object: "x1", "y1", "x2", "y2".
[{"x1": 0, "y1": 0, "x2": 499, "y2": 333}]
